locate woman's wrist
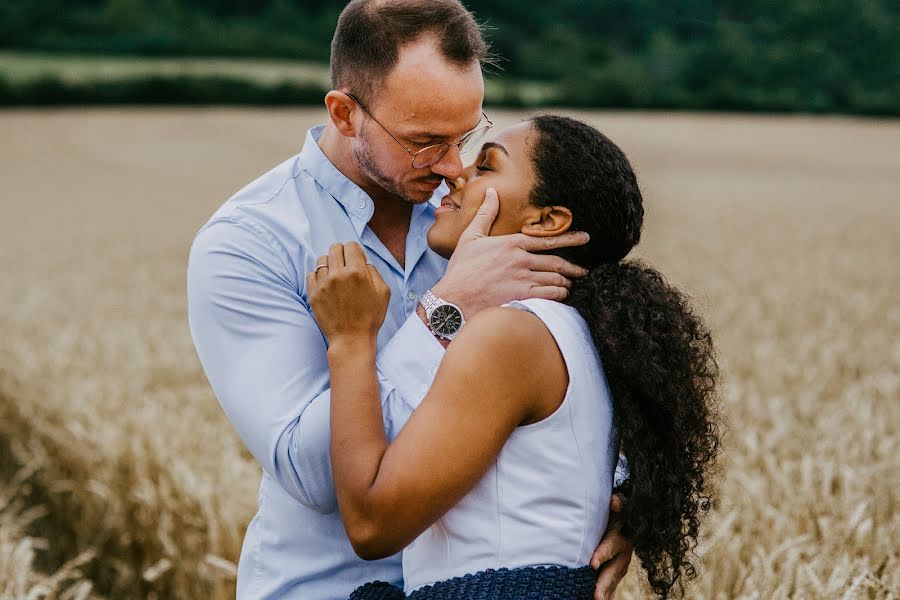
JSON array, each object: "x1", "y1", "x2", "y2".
[{"x1": 326, "y1": 333, "x2": 378, "y2": 360}]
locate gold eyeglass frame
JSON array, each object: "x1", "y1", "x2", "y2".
[{"x1": 344, "y1": 92, "x2": 493, "y2": 169}]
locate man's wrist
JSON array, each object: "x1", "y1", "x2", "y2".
[
  {"x1": 416, "y1": 304, "x2": 452, "y2": 349},
  {"x1": 429, "y1": 281, "x2": 465, "y2": 312}
]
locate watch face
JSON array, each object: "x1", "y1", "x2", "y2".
[{"x1": 430, "y1": 304, "x2": 463, "y2": 336}]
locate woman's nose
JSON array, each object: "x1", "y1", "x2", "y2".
[{"x1": 446, "y1": 175, "x2": 466, "y2": 191}]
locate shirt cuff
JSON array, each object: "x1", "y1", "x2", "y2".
[
  {"x1": 376, "y1": 312, "x2": 445, "y2": 411},
  {"x1": 613, "y1": 452, "x2": 630, "y2": 489}
]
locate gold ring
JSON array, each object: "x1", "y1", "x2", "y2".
[{"x1": 314, "y1": 264, "x2": 328, "y2": 274}]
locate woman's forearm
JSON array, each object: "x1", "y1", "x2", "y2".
[
  {"x1": 323, "y1": 308, "x2": 549, "y2": 560},
  {"x1": 327, "y1": 335, "x2": 391, "y2": 552}
]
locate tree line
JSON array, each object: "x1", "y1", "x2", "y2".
[{"x1": 1, "y1": 0, "x2": 897, "y2": 114}]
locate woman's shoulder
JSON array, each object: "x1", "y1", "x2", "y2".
[
  {"x1": 449, "y1": 304, "x2": 569, "y2": 425},
  {"x1": 457, "y1": 299, "x2": 582, "y2": 358},
  {"x1": 448, "y1": 304, "x2": 565, "y2": 386},
  {"x1": 456, "y1": 304, "x2": 556, "y2": 353},
  {"x1": 502, "y1": 297, "x2": 581, "y2": 321}
]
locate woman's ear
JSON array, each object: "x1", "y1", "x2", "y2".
[
  {"x1": 324, "y1": 91, "x2": 357, "y2": 138},
  {"x1": 521, "y1": 205, "x2": 574, "y2": 237}
]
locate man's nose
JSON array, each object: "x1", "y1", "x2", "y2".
[{"x1": 430, "y1": 144, "x2": 464, "y2": 181}]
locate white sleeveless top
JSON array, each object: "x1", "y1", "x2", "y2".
[{"x1": 402, "y1": 298, "x2": 618, "y2": 593}]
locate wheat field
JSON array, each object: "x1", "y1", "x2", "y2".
[{"x1": 0, "y1": 108, "x2": 897, "y2": 599}]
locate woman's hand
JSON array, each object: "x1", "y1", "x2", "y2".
[{"x1": 307, "y1": 242, "x2": 391, "y2": 346}]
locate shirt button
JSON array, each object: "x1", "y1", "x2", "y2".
[
  {"x1": 430, "y1": 367, "x2": 438, "y2": 376},
  {"x1": 419, "y1": 384, "x2": 428, "y2": 394},
  {"x1": 358, "y1": 200, "x2": 366, "y2": 209},
  {"x1": 407, "y1": 291, "x2": 417, "y2": 301}
]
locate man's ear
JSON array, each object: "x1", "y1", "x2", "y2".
[
  {"x1": 521, "y1": 205, "x2": 574, "y2": 237},
  {"x1": 324, "y1": 91, "x2": 358, "y2": 138}
]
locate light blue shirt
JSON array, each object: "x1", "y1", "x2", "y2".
[{"x1": 187, "y1": 125, "x2": 447, "y2": 599}]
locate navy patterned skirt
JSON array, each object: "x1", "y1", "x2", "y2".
[{"x1": 348, "y1": 565, "x2": 597, "y2": 600}]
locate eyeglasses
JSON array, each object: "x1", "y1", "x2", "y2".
[{"x1": 345, "y1": 92, "x2": 493, "y2": 169}]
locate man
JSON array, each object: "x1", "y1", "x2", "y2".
[{"x1": 187, "y1": 1, "x2": 632, "y2": 598}]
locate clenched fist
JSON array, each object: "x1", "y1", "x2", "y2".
[{"x1": 307, "y1": 242, "x2": 391, "y2": 344}]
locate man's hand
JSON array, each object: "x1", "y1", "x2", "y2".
[
  {"x1": 431, "y1": 187, "x2": 589, "y2": 317},
  {"x1": 591, "y1": 493, "x2": 634, "y2": 600}
]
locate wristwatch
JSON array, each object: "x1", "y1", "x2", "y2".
[{"x1": 420, "y1": 290, "x2": 465, "y2": 340}]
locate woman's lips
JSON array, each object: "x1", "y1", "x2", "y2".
[{"x1": 435, "y1": 195, "x2": 460, "y2": 216}]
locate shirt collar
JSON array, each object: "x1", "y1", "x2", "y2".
[
  {"x1": 297, "y1": 125, "x2": 443, "y2": 234},
  {"x1": 298, "y1": 125, "x2": 374, "y2": 230}
]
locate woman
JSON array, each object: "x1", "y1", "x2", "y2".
[{"x1": 308, "y1": 116, "x2": 721, "y2": 599}]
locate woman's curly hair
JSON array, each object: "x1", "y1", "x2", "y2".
[{"x1": 528, "y1": 115, "x2": 722, "y2": 598}]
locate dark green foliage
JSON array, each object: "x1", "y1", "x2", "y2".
[
  {"x1": 1, "y1": 0, "x2": 897, "y2": 114},
  {"x1": 0, "y1": 74, "x2": 328, "y2": 106}
]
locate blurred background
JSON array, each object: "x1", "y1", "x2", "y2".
[
  {"x1": 1, "y1": 2, "x2": 898, "y2": 600},
  {"x1": 1, "y1": 0, "x2": 898, "y2": 113}
]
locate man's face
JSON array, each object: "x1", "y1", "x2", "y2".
[{"x1": 351, "y1": 37, "x2": 485, "y2": 204}]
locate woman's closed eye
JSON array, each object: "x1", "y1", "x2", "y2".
[{"x1": 475, "y1": 146, "x2": 506, "y2": 173}]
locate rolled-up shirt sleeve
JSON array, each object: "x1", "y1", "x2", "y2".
[
  {"x1": 613, "y1": 453, "x2": 630, "y2": 489},
  {"x1": 376, "y1": 313, "x2": 446, "y2": 408},
  {"x1": 187, "y1": 217, "x2": 444, "y2": 513}
]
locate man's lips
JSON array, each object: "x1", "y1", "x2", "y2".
[{"x1": 418, "y1": 177, "x2": 444, "y2": 188}]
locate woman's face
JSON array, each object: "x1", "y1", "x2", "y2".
[{"x1": 427, "y1": 121, "x2": 572, "y2": 259}]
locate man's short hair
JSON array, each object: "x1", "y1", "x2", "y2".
[{"x1": 331, "y1": 0, "x2": 490, "y2": 105}]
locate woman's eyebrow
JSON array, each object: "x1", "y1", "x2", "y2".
[{"x1": 481, "y1": 142, "x2": 510, "y2": 157}]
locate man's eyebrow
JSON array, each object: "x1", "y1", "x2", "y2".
[
  {"x1": 408, "y1": 116, "x2": 485, "y2": 142},
  {"x1": 410, "y1": 132, "x2": 447, "y2": 141},
  {"x1": 409, "y1": 128, "x2": 474, "y2": 142},
  {"x1": 481, "y1": 142, "x2": 509, "y2": 157}
]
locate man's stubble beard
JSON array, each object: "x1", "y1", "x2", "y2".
[{"x1": 353, "y1": 124, "x2": 430, "y2": 205}]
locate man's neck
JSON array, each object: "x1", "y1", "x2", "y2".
[{"x1": 318, "y1": 123, "x2": 413, "y2": 266}]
